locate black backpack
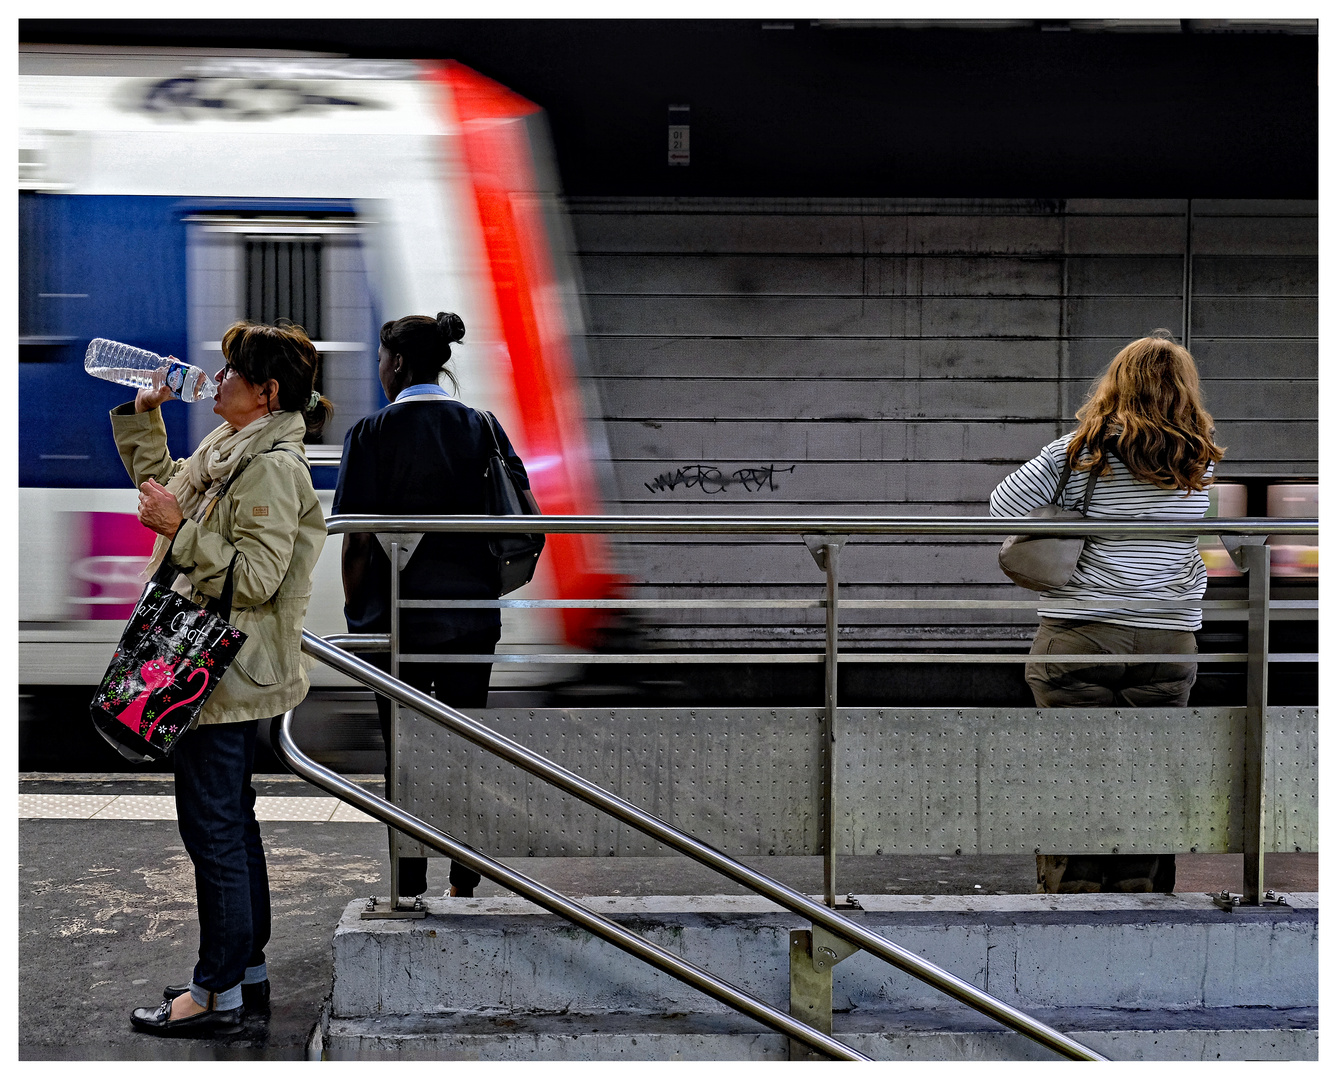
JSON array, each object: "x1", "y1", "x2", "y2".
[{"x1": 478, "y1": 410, "x2": 545, "y2": 595}]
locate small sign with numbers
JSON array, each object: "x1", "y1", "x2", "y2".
[{"x1": 668, "y1": 104, "x2": 690, "y2": 166}]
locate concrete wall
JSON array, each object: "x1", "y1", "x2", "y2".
[{"x1": 570, "y1": 197, "x2": 1317, "y2": 649}]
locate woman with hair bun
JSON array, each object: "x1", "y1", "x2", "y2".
[
  {"x1": 333, "y1": 311, "x2": 534, "y2": 902},
  {"x1": 990, "y1": 329, "x2": 1224, "y2": 894},
  {"x1": 112, "y1": 320, "x2": 329, "y2": 1035}
]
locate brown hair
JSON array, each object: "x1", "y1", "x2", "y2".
[
  {"x1": 380, "y1": 311, "x2": 466, "y2": 394},
  {"x1": 1068, "y1": 329, "x2": 1223, "y2": 492},
  {"x1": 220, "y1": 320, "x2": 332, "y2": 439}
]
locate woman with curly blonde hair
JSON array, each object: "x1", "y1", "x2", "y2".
[{"x1": 991, "y1": 330, "x2": 1224, "y2": 893}]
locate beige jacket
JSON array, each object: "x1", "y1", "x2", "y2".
[{"x1": 111, "y1": 403, "x2": 327, "y2": 726}]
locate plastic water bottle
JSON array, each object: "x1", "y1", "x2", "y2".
[{"x1": 84, "y1": 338, "x2": 218, "y2": 402}]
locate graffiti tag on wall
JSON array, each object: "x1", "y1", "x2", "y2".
[{"x1": 645, "y1": 463, "x2": 796, "y2": 494}]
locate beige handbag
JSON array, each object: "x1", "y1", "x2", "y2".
[{"x1": 998, "y1": 453, "x2": 1101, "y2": 591}]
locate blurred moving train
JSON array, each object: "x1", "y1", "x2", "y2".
[
  {"x1": 18, "y1": 46, "x2": 1317, "y2": 772},
  {"x1": 18, "y1": 45, "x2": 623, "y2": 708}
]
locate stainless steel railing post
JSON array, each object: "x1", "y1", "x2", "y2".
[
  {"x1": 388, "y1": 538, "x2": 403, "y2": 909},
  {"x1": 822, "y1": 541, "x2": 840, "y2": 908},
  {"x1": 1242, "y1": 542, "x2": 1271, "y2": 904}
]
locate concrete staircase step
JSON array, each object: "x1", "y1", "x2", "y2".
[
  {"x1": 318, "y1": 892, "x2": 1318, "y2": 1061},
  {"x1": 317, "y1": 1004, "x2": 1316, "y2": 1060}
]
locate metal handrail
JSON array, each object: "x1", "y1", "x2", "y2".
[
  {"x1": 325, "y1": 636, "x2": 1311, "y2": 666},
  {"x1": 297, "y1": 629, "x2": 1108, "y2": 1062},
  {"x1": 303, "y1": 510, "x2": 1313, "y2": 1054},
  {"x1": 274, "y1": 707, "x2": 870, "y2": 1062},
  {"x1": 326, "y1": 513, "x2": 1317, "y2": 537},
  {"x1": 323, "y1": 514, "x2": 1318, "y2": 667},
  {"x1": 329, "y1": 512, "x2": 1314, "y2": 903},
  {"x1": 326, "y1": 513, "x2": 1317, "y2": 667}
]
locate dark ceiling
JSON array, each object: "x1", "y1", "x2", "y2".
[{"x1": 20, "y1": 20, "x2": 1318, "y2": 199}]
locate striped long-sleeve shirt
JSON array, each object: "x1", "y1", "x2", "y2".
[{"x1": 989, "y1": 433, "x2": 1212, "y2": 630}]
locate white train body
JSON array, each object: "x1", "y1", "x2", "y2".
[{"x1": 19, "y1": 47, "x2": 616, "y2": 687}]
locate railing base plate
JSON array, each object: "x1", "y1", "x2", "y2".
[{"x1": 359, "y1": 897, "x2": 428, "y2": 920}]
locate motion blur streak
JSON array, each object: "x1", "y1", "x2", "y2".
[{"x1": 433, "y1": 60, "x2": 623, "y2": 647}]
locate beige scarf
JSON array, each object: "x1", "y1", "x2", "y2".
[{"x1": 144, "y1": 412, "x2": 280, "y2": 583}]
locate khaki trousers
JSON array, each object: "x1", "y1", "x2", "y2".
[
  {"x1": 1027, "y1": 617, "x2": 1196, "y2": 893},
  {"x1": 1026, "y1": 617, "x2": 1197, "y2": 708}
]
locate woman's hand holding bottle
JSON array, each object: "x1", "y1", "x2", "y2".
[{"x1": 135, "y1": 378, "x2": 178, "y2": 413}]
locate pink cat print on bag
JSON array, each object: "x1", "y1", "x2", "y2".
[{"x1": 115, "y1": 658, "x2": 210, "y2": 739}]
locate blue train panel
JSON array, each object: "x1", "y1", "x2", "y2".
[
  {"x1": 19, "y1": 194, "x2": 366, "y2": 490},
  {"x1": 19, "y1": 193, "x2": 190, "y2": 489}
]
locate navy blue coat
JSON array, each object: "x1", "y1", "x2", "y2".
[{"x1": 332, "y1": 395, "x2": 530, "y2": 646}]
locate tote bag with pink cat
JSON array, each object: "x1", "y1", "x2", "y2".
[{"x1": 89, "y1": 554, "x2": 247, "y2": 762}]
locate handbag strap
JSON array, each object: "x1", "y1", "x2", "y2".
[
  {"x1": 142, "y1": 444, "x2": 302, "y2": 617},
  {"x1": 1053, "y1": 443, "x2": 1105, "y2": 517},
  {"x1": 210, "y1": 553, "x2": 241, "y2": 618},
  {"x1": 1051, "y1": 458, "x2": 1075, "y2": 505},
  {"x1": 150, "y1": 533, "x2": 240, "y2": 618},
  {"x1": 477, "y1": 409, "x2": 506, "y2": 459},
  {"x1": 206, "y1": 446, "x2": 306, "y2": 614},
  {"x1": 1075, "y1": 459, "x2": 1100, "y2": 516}
]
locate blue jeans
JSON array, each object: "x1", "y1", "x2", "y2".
[{"x1": 172, "y1": 719, "x2": 270, "y2": 1010}]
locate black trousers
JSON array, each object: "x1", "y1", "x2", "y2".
[{"x1": 370, "y1": 628, "x2": 499, "y2": 897}]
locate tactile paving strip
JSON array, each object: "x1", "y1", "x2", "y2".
[
  {"x1": 19, "y1": 794, "x2": 117, "y2": 818},
  {"x1": 252, "y1": 796, "x2": 339, "y2": 821},
  {"x1": 329, "y1": 801, "x2": 379, "y2": 823},
  {"x1": 92, "y1": 795, "x2": 177, "y2": 819},
  {"x1": 18, "y1": 794, "x2": 381, "y2": 823}
]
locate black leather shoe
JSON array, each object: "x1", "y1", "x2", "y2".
[
  {"x1": 131, "y1": 998, "x2": 243, "y2": 1037},
  {"x1": 163, "y1": 980, "x2": 269, "y2": 1014},
  {"x1": 242, "y1": 979, "x2": 270, "y2": 1013}
]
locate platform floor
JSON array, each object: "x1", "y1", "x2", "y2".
[{"x1": 18, "y1": 771, "x2": 1319, "y2": 1061}]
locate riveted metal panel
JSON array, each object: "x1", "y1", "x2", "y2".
[
  {"x1": 395, "y1": 708, "x2": 824, "y2": 859},
  {"x1": 838, "y1": 709, "x2": 979, "y2": 855},
  {"x1": 393, "y1": 706, "x2": 1317, "y2": 858},
  {"x1": 971, "y1": 708, "x2": 1245, "y2": 855},
  {"x1": 1266, "y1": 706, "x2": 1319, "y2": 852}
]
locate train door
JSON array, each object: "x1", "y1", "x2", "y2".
[{"x1": 182, "y1": 208, "x2": 381, "y2": 653}]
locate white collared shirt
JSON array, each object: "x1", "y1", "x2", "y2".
[{"x1": 393, "y1": 382, "x2": 452, "y2": 403}]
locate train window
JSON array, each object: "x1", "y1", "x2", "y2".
[
  {"x1": 245, "y1": 238, "x2": 323, "y2": 340},
  {"x1": 185, "y1": 213, "x2": 377, "y2": 459},
  {"x1": 18, "y1": 191, "x2": 78, "y2": 362}
]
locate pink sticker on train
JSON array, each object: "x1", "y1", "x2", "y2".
[{"x1": 69, "y1": 511, "x2": 157, "y2": 621}]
